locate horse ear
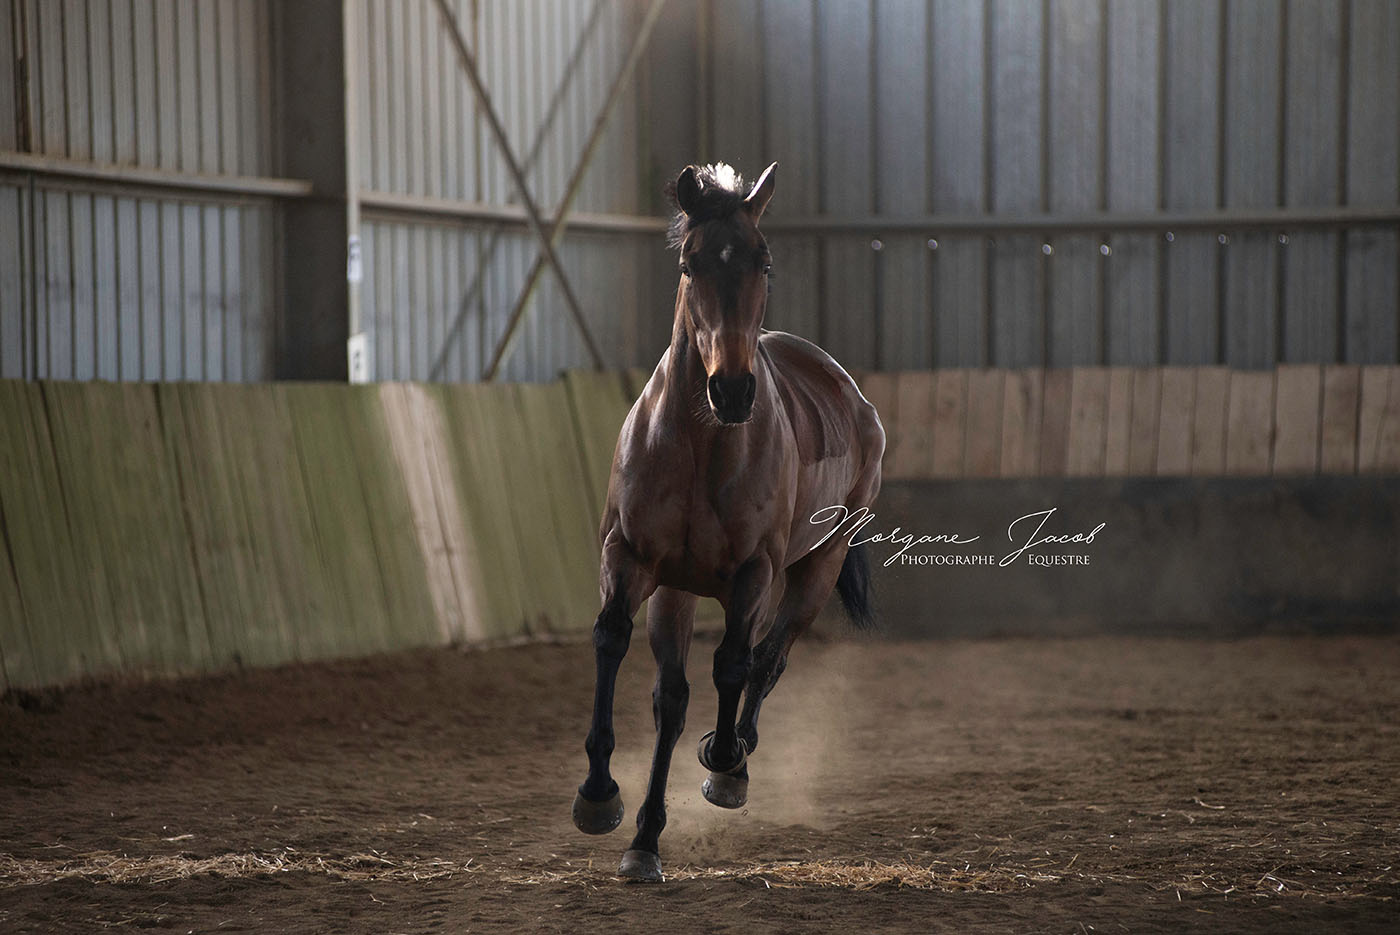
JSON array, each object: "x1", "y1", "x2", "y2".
[
  {"x1": 744, "y1": 162, "x2": 777, "y2": 220},
  {"x1": 675, "y1": 165, "x2": 702, "y2": 217}
]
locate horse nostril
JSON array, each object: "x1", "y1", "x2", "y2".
[
  {"x1": 707, "y1": 374, "x2": 726, "y2": 409},
  {"x1": 741, "y1": 373, "x2": 756, "y2": 409}
]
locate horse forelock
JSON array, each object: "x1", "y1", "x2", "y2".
[{"x1": 665, "y1": 162, "x2": 750, "y2": 249}]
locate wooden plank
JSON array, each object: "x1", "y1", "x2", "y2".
[
  {"x1": 0, "y1": 386, "x2": 36, "y2": 688},
  {"x1": 285, "y1": 383, "x2": 394, "y2": 658},
  {"x1": 888, "y1": 371, "x2": 935, "y2": 480},
  {"x1": 1047, "y1": 0, "x2": 1104, "y2": 366},
  {"x1": 160, "y1": 383, "x2": 277, "y2": 668},
  {"x1": 990, "y1": 1, "x2": 1045, "y2": 367},
  {"x1": 963, "y1": 369, "x2": 1004, "y2": 478},
  {"x1": 1038, "y1": 368, "x2": 1073, "y2": 476},
  {"x1": 1105, "y1": 0, "x2": 1160, "y2": 364},
  {"x1": 244, "y1": 383, "x2": 341, "y2": 661},
  {"x1": 876, "y1": 0, "x2": 932, "y2": 369},
  {"x1": 45, "y1": 382, "x2": 208, "y2": 676},
  {"x1": 437, "y1": 383, "x2": 531, "y2": 639},
  {"x1": 1224, "y1": 370, "x2": 1275, "y2": 475},
  {"x1": 1126, "y1": 368, "x2": 1162, "y2": 475},
  {"x1": 1272, "y1": 364, "x2": 1321, "y2": 474},
  {"x1": 0, "y1": 382, "x2": 117, "y2": 686},
  {"x1": 1319, "y1": 364, "x2": 1361, "y2": 473},
  {"x1": 340, "y1": 384, "x2": 440, "y2": 650},
  {"x1": 1190, "y1": 366, "x2": 1230, "y2": 474},
  {"x1": 563, "y1": 369, "x2": 633, "y2": 520},
  {"x1": 930, "y1": 369, "x2": 968, "y2": 479},
  {"x1": 513, "y1": 382, "x2": 602, "y2": 635},
  {"x1": 1000, "y1": 367, "x2": 1044, "y2": 477},
  {"x1": 1103, "y1": 367, "x2": 1134, "y2": 475},
  {"x1": 819, "y1": 2, "x2": 876, "y2": 370},
  {"x1": 1345, "y1": 1, "x2": 1399, "y2": 362},
  {"x1": 1163, "y1": 0, "x2": 1221, "y2": 364},
  {"x1": 1358, "y1": 367, "x2": 1400, "y2": 472},
  {"x1": 1065, "y1": 367, "x2": 1109, "y2": 477},
  {"x1": 854, "y1": 371, "x2": 899, "y2": 476},
  {"x1": 1156, "y1": 367, "x2": 1195, "y2": 475}
]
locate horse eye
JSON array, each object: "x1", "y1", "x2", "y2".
[
  {"x1": 763, "y1": 264, "x2": 772, "y2": 275},
  {"x1": 680, "y1": 262, "x2": 690, "y2": 276}
]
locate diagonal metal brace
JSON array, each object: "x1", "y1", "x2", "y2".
[
  {"x1": 483, "y1": 0, "x2": 669, "y2": 381},
  {"x1": 431, "y1": 0, "x2": 604, "y2": 370},
  {"x1": 427, "y1": 0, "x2": 609, "y2": 381}
]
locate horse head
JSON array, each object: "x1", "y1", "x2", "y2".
[{"x1": 668, "y1": 161, "x2": 777, "y2": 424}]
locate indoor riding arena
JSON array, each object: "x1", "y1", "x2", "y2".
[{"x1": 1, "y1": 2, "x2": 1398, "y2": 933}]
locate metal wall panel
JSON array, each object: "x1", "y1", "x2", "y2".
[{"x1": 1, "y1": 0, "x2": 278, "y2": 381}]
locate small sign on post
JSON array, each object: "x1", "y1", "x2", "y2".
[{"x1": 347, "y1": 333, "x2": 370, "y2": 384}]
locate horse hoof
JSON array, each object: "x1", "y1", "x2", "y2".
[
  {"x1": 697, "y1": 730, "x2": 749, "y2": 773},
  {"x1": 617, "y1": 849, "x2": 664, "y2": 883},
  {"x1": 572, "y1": 785, "x2": 624, "y2": 835},
  {"x1": 702, "y1": 770, "x2": 749, "y2": 809}
]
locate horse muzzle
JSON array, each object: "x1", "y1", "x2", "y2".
[{"x1": 707, "y1": 372, "x2": 756, "y2": 424}]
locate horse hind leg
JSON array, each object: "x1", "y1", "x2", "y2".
[
  {"x1": 733, "y1": 545, "x2": 849, "y2": 771},
  {"x1": 618, "y1": 588, "x2": 696, "y2": 882}
]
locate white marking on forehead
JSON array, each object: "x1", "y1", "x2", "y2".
[{"x1": 720, "y1": 244, "x2": 733, "y2": 264}]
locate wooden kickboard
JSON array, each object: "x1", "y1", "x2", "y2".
[
  {"x1": 0, "y1": 382, "x2": 119, "y2": 686},
  {"x1": 340, "y1": 384, "x2": 440, "y2": 652},
  {"x1": 513, "y1": 382, "x2": 603, "y2": 635},
  {"x1": 1319, "y1": 365, "x2": 1360, "y2": 474},
  {"x1": 1225, "y1": 370, "x2": 1275, "y2": 475},
  {"x1": 1271, "y1": 365, "x2": 1320, "y2": 474},
  {"x1": 436, "y1": 383, "x2": 531, "y2": 640},
  {"x1": 284, "y1": 383, "x2": 394, "y2": 659},
  {"x1": 563, "y1": 370, "x2": 633, "y2": 520},
  {"x1": 889, "y1": 371, "x2": 935, "y2": 480},
  {"x1": 44, "y1": 381, "x2": 203, "y2": 678},
  {"x1": 157, "y1": 382, "x2": 257, "y2": 671},
  {"x1": 1000, "y1": 368, "x2": 1044, "y2": 478}
]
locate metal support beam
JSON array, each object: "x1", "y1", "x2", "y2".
[
  {"x1": 482, "y1": 0, "x2": 670, "y2": 381},
  {"x1": 431, "y1": 0, "x2": 604, "y2": 371},
  {"x1": 274, "y1": 0, "x2": 352, "y2": 380}
]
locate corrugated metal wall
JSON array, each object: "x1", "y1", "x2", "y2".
[
  {"x1": 354, "y1": 0, "x2": 655, "y2": 382},
  {"x1": 660, "y1": 0, "x2": 1400, "y2": 372},
  {"x1": 2, "y1": 1, "x2": 1397, "y2": 384},
  {"x1": 0, "y1": 0, "x2": 278, "y2": 381}
]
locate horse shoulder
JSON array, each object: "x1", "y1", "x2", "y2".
[{"x1": 759, "y1": 331, "x2": 881, "y2": 468}]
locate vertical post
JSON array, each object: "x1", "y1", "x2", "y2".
[{"x1": 274, "y1": 0, "x2": 352, "y2": 380}]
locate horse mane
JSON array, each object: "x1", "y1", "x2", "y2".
[{"x1": 664, "y1": 163, "x2": 747, "y2": 249}]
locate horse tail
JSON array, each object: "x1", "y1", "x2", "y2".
[{"x1": 835, "y1": 543, "x2": 876, "y2": 630}]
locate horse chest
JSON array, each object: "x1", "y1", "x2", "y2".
[{"x1": 619, "y1": 468, "x2": 780, "y2": 590}]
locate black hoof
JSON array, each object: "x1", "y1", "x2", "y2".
[
  {"x1": 697, "y1": 730, "x2": 749, "y2": 773},
  {"x1": 617, "y1": 849, "x2": 663, "y2": 883},
  {"x1": 572, "y1": 785, "x2": 624, "y2": 835},
  {"x1": 701, "y1": 769, "x2": 749, "y2": 809}
]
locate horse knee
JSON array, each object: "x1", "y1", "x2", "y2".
[
  {"x1": 712, "y1": 643, "x2": 751, "y2": 691},
  {"x1": 592, "y1": 605, "x2": 632, "y2": 660}
]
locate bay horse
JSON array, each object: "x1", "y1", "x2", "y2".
[{"x1": 570, "y1": 162, "x2": 885, "y2": 882}]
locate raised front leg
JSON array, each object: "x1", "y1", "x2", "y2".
[
  {"x1": 573, "y1": 538, "x2": 653, "y2": 836},
  {"x1": 698, "y1": 556, "x2": 773, "y2": 808},
  {"x1": 617, "y1": 587, "x2": 697, "y2": 883}
]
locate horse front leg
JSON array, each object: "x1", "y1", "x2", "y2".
[
  {"x1": 698, "y1": 556, "x2": 773, "y2": 809},
  {"x1": 617, "y1": 587, "x2": 697, "y2": 882},
  {"x1": 573, "y1": 539, "x2": 654, "y2": 836}
]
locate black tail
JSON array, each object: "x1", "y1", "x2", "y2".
[{"x1": 835, "y1": 543, "x2": 876, "y2": 630}]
